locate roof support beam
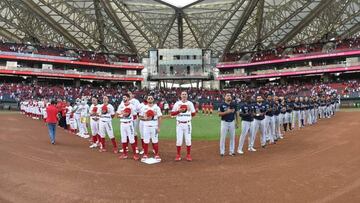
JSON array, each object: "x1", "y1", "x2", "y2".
[
  {"x1": 21, "y1": 0, "x2": 87, "y2": 49},
  {"x1": 223, "y1": 0, "x2": 259, "y2": 54},
  {"x1": 262, "y1": 0, "x2": 313, "y2": 48},
  {"x1": 93, "y1": 0, "x2": 107, "y2": 51},
  {"x1": 101, "y1": 0, "x2": 137, "y2": 54},
  {"x1": 340, "y1": 23, "x2": 360, "y2": 39},
  {"x1": 205, "y1": 0, "x2": 247, "y2": 49},
  {"x1": 254, "y1": 0, "x2": 265, "y2": 51},
  {"x1": 183, "y1": 13, "x2": 202, "y2": 47},
  {"x1": 112, "y1": 1, "x2": 156, "y2": 48},
  {"x1": 176, "y1": 9, "x2": 183, "y2": 48},
  {"x1": 159, "y1": 15, "x2": 176, "y2": 48},
  {"x1": 276, "y1": 0, "x2": 333, "y2": 46},
  {"x1": 0, "y1": 27, "x2": 22, "y2": 42}
]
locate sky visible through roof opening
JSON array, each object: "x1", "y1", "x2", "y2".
[{"x1": 161, "y1": 0, "x2": 198, "y2": 7}]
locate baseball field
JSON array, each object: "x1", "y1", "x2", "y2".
[{"x1": 1, "y1": 110, "x2": 360, "y2": 202}]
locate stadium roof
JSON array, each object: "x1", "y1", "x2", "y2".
[{"x1": 0, "y1": 0, "x2": 359, "y2": 56}]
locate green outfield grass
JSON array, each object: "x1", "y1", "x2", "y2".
[{"x1": 108, "y1": 113, "x2": 242, "y2": 141}]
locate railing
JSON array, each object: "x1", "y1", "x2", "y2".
[
  {"x1": 0, "y1": 66, "x2": 143, "y2": 81},
  {"x1": 217, "y1": 49, "x2": 360, "y2": 69},
  {"x1": 148, "y1": 72, "x2": 212, "y2": 80},
  {"x1": 0, "y1": 53, "x2": 144, "y2": 70},
  {"x1": 0, "y1": 51, "x2": 77, "y2": 61},
  {"x1": 217, "y1": 63, "x2": 360, "y2": 80}
]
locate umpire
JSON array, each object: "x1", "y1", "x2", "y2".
[{"x1": 218, "y1": 93, "x2": 239, "y2": 156}]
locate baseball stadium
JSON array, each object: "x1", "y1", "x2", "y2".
[{"x1": 1, "y1": 0, "x2": 360, "y2": 202}]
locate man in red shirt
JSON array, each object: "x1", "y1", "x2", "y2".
[{"x1": 46, "y1": 100, "x2": 59, "y2": 144}]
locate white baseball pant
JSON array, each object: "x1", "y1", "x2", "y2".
[
  {"x1": 220, "y1": 121, "x2": 235, "y2": 154},
  {"x1": 143, "y1": 126, "x2": 159, "y2": 144},
  {"x1": 238, "y1": 120, "x2": 253, "y2": 151},
  {"x1": 251, "y1": 119, "x2": 267, "y2": 147},
  {"x1": 176, "y1": 122, "x2": 192, "y2": 146},
  {"x1": 99, "y1": 121, "x2": 114, "y2": 139},
  {"x1": 90, "y1": 118, "x2": 99, "y2": 136},
  {"x1": 120, "y1": 122, "x2": 135, "y2": 143}
]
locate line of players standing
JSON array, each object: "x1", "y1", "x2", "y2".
[
  {"x1": 20, "y1": 91, "x2": 197, "y2": 162},
  {"x1": 220, "y1": 93, "x2": 340, "y2": 156}
]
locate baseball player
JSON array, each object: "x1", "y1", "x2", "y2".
[
  {"x1": 139, "y1": 94, "x2": 162, "y2": 161},
  {"x1": 264, "y1": 95, "x2": 275, "y2": 144},
  {"x1": 171, "y1": 91, "x2": 196, "y2": 161},
  {"x1": 65, "y1": 101, "x2": 72, "y2": 131},
  {"x1": 304, "y1": 97, "x2": 312, "y2": 125},
  {"x1": 250, "y1": 95, "x2": 267, "y2": 149},
  {"x1": 218, "y1": 93, "x2": 239, "y2": 156},
  {"x1": 299, "y1": 97, "x2": 306, "y2": 127},
  {"x1": 273, "y1": 96, "x2": 283, "y2": 140},
  {"x1": 309, "y1": 97, "x2": 315, "y2": 125},
  {"x1": 72, "y1": 98, "x2": 81, "y2": 135},
  {"x1": 284, "y1": 97, "x2": 293, "y2": 131},
  {"x1": 279, "y1": 98, "x2": 287, "y2": 132},
  {"x1": 79, "y1": 99, "x2": 90, "y2": 138},
  {"x1": 89, "y1": 97, "x2": 100, "y2": 149},
  {"x1": 237, "y1": 95, "x2": 254, "y2": 154},
  {"x1": 292, "y1": 97, "x2": 301, "y2": 129},
  {"x1": 117, "y1": 94, "x2": 140, "y2": 160},
  {"x1": 97, "y1": 96, "x2": 118, "y2": 153},
  {"x1": 138, "y1": 96, "x2": 148, "y2": 155},
  {"x1": 119, "y1": 91, "x2": 141, "y2": 153}
]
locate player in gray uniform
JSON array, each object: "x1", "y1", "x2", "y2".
[
  {"x1": 264, "y1": 95, "x2": 275, "y2": 144},
  {"x1": 273, "y1": 96, "x2": 283, "y2": 140},
  {"x1": 218, "y1": 93, "x2": 239, "y2": 156},
  {"x1": 251, "y1": 95, "x2": 267, "y2": 149},
  {"x1": 304, "y1": 97, "x2": 312, "y2": 125},
  {"x1": 237, "y1": 95, "x2": 254, "y2": 154},
  {"x1": 299, "y1": 97, "x2": 306, "y2": 127},
  {"x1": 292, "y1": 97, "x2": 301, "y2": 129}
]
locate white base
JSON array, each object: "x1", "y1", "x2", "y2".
[{"x1": 141, "y1": 157, "x2": 161, "y2": 164}]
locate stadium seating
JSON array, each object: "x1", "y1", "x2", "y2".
[
  {"x1": 0, "y1": 40, "x2": 139, "y2": 65},
  {"x1": 221, "y1": 36, "x2": 360, "y2": 63}
]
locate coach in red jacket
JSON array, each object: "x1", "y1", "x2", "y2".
[{"x1": 46, "y1": 100, "x2": 59, "y2": 144}]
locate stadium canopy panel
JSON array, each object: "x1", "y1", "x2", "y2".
[{"x1": 0, "y1": 0, "x2": 359, "y2": 57}]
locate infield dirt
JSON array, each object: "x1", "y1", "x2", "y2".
[{"x1": 0, "y1": 112, "x2": 360, "y2": 202}]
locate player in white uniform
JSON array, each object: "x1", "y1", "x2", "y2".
[
  {"x1": 69, "y1": 103, "x2": 77, "y2": 134},
  {"x1": 89, "y1": 97, "x2": 100, "y2": 149},
  {"x1": 117, "y1": 93, "x2": 140, "y2": 160},
  {"x1": 129, "y1": 91, "x2": 141, "y2": 151},
  {"x1": 138, "y1": 98, "x2": 147, "y2": 154},
  {"x1": 73, "y1": 99, "x2": 81, "y2": 135},
  {"x1": 171, "y1": 91, "x2": 196, "y2": 161},
  {"x1": 79, "y1": 99, "x2": 89, "y2": 138},
  {"x1": 97, "y1": 96, "x2": 118, "y2": 153},
  {"x1": 65, "y1": 101, "x2": 72, "y2": 131},
  {"x1": 139, "y1": 94, "x2": 162, "y2": 161}
]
